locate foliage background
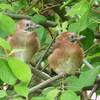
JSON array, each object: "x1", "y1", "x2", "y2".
[{"x1": 0, "y1": 0, "x2": 100, "y2": 100}]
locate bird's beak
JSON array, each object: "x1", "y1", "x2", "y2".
[
  {"x1": 77, "y1": 35, "x2": 86, "y2": 40},
  {"x1": 31, "y1": 23, "x2": 41, "y2": 29}
]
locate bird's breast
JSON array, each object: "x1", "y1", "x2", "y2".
[{"x1": 54, "y1": 57, "x2": 80, "y2": 74}]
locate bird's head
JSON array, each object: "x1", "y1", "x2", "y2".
[
  {"x1": 16, "y1": 19, "x2": 40, "y2": 32},
  {"x1": 59, "y1": 32, "x2": 85, "y2": 44}
]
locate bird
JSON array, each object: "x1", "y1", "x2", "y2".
[
  {"x1": 48, "y1": 32, "x2": 84, "y2": 75},
  {"x1": 7, "y1": 19, "x2": 40, "y2": 63}
]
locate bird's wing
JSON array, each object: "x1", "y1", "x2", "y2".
[
  {"x1": 7, "y1": 35, "x2": 16, "y2": 48},
  {"x1": 48, "y1": 48, "x2": 69, "y2": 72}
]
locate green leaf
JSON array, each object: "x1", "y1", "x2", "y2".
[
  {"x1": 0, "y1": 59, "x2": 17, "y2": 85},
  {"x1": 65, "y1": 76, "x2": 78, "y2": 85},
  {"x1": 60, "y1": 0, "x2": 74, "y2": 9},
  {"x1": 42, "y1": 87, "x2": 55, "y2": 96},
  {"x1": 67, "y1": 66, "x2": 100, "y2": 91},
  {"x1": 34, "y1": 26, "x2": 47, "y2": 45},
  {"x1": 8, "y1": 57, "x2": 32, "y2": 83},
  {"x1": 80, "y1": 28, "x2": 95, "y2": 50},
  {"x1": 61, "y1": 21, "x2": 68, "y2": 32},
  {"x1": 65, "y1": 76, "x2": 82, "y2": 92},
  {"x1": 68, "y1": 22, "x2": 80, "y2": 33},
  {"x1": 32, "y1": 7, "x2": 40, "y2": 14},
  {"x1": 46, "y1": 89, "x2": 60, "y2": 100},
  {"x1": 0, "y1": 37, "x2": 11, "y2": 50},
  {"x1": 86, "y1": 53, "x2": 100, "y2": 60},
  {"x1": 67, "y1": 0, "x2": 90, "y2": 17},
  {"x1": 0, "y1": 12, "x2": 16, "y2": 34},
  {"x1": 13, "y1": 0, "x2": 28, "y2": 11},
  {"x1": 31, "y1": 14, "x2": 47, "y2": 25},
  {"x1": 31, "y1": 97, "x2": 45, "y2": 100},
  {"x1": 68, "y1": 12, "x2": 89, "y2": 33},
  {"x1": 0, "y1": 49, "x2": 5, "y2": 57},
  {"x1": 14, "y1": 83, "x2": 29, "y2": 97},
  {"x1": 60, "y1": 90, "x2": 80, "y2": 100},
  {"x1": 78, "y1": 12, "x2": 89, "y2": 32},
  {"x1": 12, "y1": 97, "x2": 23, "y2": 100},
  {"x1": 0, "y1": 3, "x2": 14, "y2": 11},
  {"x1": 0, "y1": 90, "x2": 7, "y2": 98},
  {"x1": 0, "y1": 31, "x2": 9, "y2": 38},
  {"x1": 88, "y1": 19, "x2": 98, "y2": 31},
  {"x1": 78, "y1": 66, "x2": 100, "y2": 87}
]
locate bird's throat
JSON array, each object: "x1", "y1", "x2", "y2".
[{"x1": 61, "y1": 38, "x2": 68, "y2": 45}]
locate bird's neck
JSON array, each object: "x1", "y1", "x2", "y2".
[{"x1": 16, "y1": 28, "x2": 26, "y2": 33}]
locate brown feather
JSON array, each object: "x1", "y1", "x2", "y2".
[
  {"x1": 48, "y1": 32, "x2": 83, "y2": 74},
  {"x1": 8, "y1": 19, "x2": 40, "y2": 62}
]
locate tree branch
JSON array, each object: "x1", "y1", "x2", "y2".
[
  {"x1": 24, "y1": 0, "x2": 40, "y2": 13},
  {"x1": 29, "y1": 72, "x2": 64, "y2": 93},
  {"x1": 2, "y1": 12, "x2": 30, "y2": 19},
  {"x1": 83, "y1": 59, "x2": 94, "y2": 69},
  {"x1": 30, "y1": 64, "x2": 51, "y2": 80},
  {"x1": 88, "y1": 83, "x2": 100, "y2": 99}
]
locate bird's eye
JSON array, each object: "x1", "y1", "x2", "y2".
[
  {"x1": 69, "y1": 35, "x2": 76, "y2": 42},
  {"x1": 26, "y1": 23, "x2": 30, "y2": 27},
  {"x1": 71, "y1": 35, "x2": 74, "y2": 38},
  {"x1": 69, "y1": 35, "x2": 74, "y2": 39}
]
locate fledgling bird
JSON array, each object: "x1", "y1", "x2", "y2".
[
  {"x1": 48, "y1": 32, "x2": 84, "y2": 75},
  {"x1": 8, "y1": 19, "x2": 40, "y2": 63}
]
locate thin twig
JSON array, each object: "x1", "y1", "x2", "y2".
[
  {"x1": 41, "y1": 4, "x2": 60, "y2": 14},
  {"x1": 24, "y1": 0, "x2": 40, "y2": 13},
  {"x1": 83, "y1": 59, "x2": 94, "y2": 69},
  {"x1": 45, "y1": 20, "x2": 57, "y2": 27},
  {"x1": 7, "y1": 73, "x2": 64, "y2": 99},
  {"x1": 35, "y1": 32, "x2": 58, "y2": 69},
  {"x1": 29, "y1": 72, "x2": 64, "y2": 93},
  {"x1": 2, "y1": 12, "x2": 30, "y2": 19},
  {"x1": 88, "y1": 84, "x2": 100, "y2": 99},
  {"x1": 30, "y1": 64, "x2": 51, "y2": 80},
  {"x1": 84, "y1": 42, "x2": 98, "y2": 54},
  {"x1": 7, "y1": 94, "x2": 20, "y2": 100},
  {"x1": 92, "y1": 5, "x2": 100, "y2": 14},
  {"x1": 6, "y1": 0, "x2": 13, "y2": 5}
]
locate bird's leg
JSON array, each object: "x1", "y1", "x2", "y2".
[{"x1": 60, "y1": 72, "x2": 65, "y2": 92}]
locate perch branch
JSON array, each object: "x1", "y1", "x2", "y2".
[
  {"x1": 29, "y1": 72, "x2": 64, "y2": 93},
  {"x1": 30, "y1": 64, "x2": 51, "y2": 80}
]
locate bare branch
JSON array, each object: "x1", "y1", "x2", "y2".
[
  {"x1": 88, "y1": 84, "x2": 100, "y2": 99},
  {"x1": 30, "y1": 64, "x2": 51, "y2": 80},
  {"x1": 83, "y1": 59, "x2": 94, "y2": 69},
  {"x1": 29, "y1": 72, "x2": 64, "y2": 93}
]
